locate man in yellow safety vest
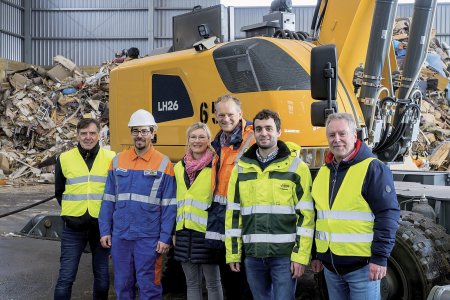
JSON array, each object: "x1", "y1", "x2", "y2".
[{"x1": 54, "y1": 118, "x2": 115, "y2": 300}]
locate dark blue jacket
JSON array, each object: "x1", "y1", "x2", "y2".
[{"x1": 317, "y1": 140, "x2": 400, "y2": 273}]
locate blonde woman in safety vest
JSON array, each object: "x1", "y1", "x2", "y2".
[
  {"x1": 311, "y1": 113, "x2": 400, "y2": 300},
  {"x1": 54, "y1": 118, "x2": 115, "y2": 300},
  {"x1": 174, "y1": 122, "x2": 223, "y2": 300}
]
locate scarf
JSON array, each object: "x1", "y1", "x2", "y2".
[
  {"x1": 184, "y1": 149, "x2": 214, "y2": 185},
  {"x1": 220, "y1": 120, "x2": 243, "y2": 147}
]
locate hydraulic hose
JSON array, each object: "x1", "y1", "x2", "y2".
[
  {"x1": 0, "y1": 195, "x2": 56, "y2": 219},
  {"x1": 373, "y1": 103, "x2": 420, "y2": 153},
  {"x1": 373, "y1": 108, "x2": 408, "y2": 152}
]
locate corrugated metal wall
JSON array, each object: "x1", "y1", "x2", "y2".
[
  {"x1": 31, "y1": 0, "x2": 149, "y2": 66},
  {"x1": 434, "y1": 4, "x2": 450, "y2": 46},
  {"x1": 30, "y1": 0, "x2": 219, "y2": 66},
  {"x1": 234, "y1": 4, "x2": 450, "y2": 46},
  {"x1": 0, "y1": 0, "x2": 24, "y2": 61},
  {"x1": 154, "y1": 0, "x2": 220, "y2": 49},
  {"x1": 233, "y1": 6, "x2": 315, "y2": 39},
  {"x1": 397, "y1": 3, "x2": 450, "y2": 46},
  {"x1": 1, "y1": 2, "x2": 449, "y2": 66}
]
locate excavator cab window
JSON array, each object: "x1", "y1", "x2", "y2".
[{"x1": 213, "y1": 39, "x2": 310, "y2": 93}]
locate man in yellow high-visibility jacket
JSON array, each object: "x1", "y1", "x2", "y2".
[
  {"x1": 311, "y1": 113, "x2": 400, "y2": 300},
  {"x1": 225, "y1": 109, "x2": 315, "y2": 300},
  {"x1": 54, "y1": 118, "x2": 115, "y2": 300}
]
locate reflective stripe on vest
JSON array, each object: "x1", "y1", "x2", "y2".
[
  {"x1": 242, "y1": 233, "x2": 296, "y2": 244},
  {"x1": 208, "y1": 126, "x2": 253, "y2": 242},
  {"x1": 205, "y1": 231, "x2": 225, "y2": 241},
  {"x1": 110, "y1": 155, "x2": 170, "y2": 205},
  {"x1": 66, "y1": 175, "x2": 107, "y2": 185},
  {"x1": 60, "y1": 147, "x2": 115, "y2": 217},
  {"x1": 174, "y1": 162, "x2": 213, "y2": 232},
  {"x1": 312, "y1": 157, "x2": 375, "y2": 257},
  {"x1": 226, "y1": 154, "x2": 302, "y2": 251},
  {"x1": 241, "y1": 205, "x2": 295, "y2": 215}
]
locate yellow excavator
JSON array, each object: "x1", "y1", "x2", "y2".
[{"x1": 109, "y1": 0, "x2": 450, "y2": 298}]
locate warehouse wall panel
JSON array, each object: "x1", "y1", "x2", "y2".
[
  {"x1": 31, "y1": 11, "x2": 148, "y2": 39},
  {"x1": 0, "y1": 33, "x2": 22, "y2": 61},
  {"x1": 1, "y1": 2, "x2": 23, "y2": 35},
  {"x1": 0, "y1": 0, "x2": 24, "y2": 61},
  {"x1": 30, "y1": 1, "x2": 151, "y2": 66},
  {"x1": 233, "y1": 7, "x2": 267, "y2": 39},
  {"x1": 32, "y1": 39, "x2": 149, "y2": 66},
  {"x1": 32, "y1": 0, "x2": 148, "y2": 9},
  {"x1": 3, "y1": 0, "x2": 22, "y2": 7},
  {"x1": 233, "y1": 6, "x2": 340, "y2": 39},
  {"x1": 292, "y1": 6, "x2": 315, "y2": 33},
  {"x1": 397, "y1": 3, "x2": 449, "y2": 46},
  {"x1": 434, "y1": 3, "x2": 450, "y2": 47},
  {"x1": 1, "y1": 1, "x2": 450, "y2": 66},
  {"x1": 396, "y1": 3, "x2": 414, "y2": 18},
  {"x1": 155, "y1": 0, "x2": 219, "y2": 9},
  {"x1": 153, "y1": 0, "x2": 220, "y2": 51}
]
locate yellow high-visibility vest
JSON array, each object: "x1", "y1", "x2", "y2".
[
  {"x1": 312, "y1": 157, "x2": 375, "y2": 257},
  {"x1": 174, "y1": 162, "x2": 213, "y2": 233},
  {"x1": 60, "y1": 147, "x2": 115, "y2": 218}
]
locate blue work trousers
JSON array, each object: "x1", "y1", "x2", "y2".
[
  {"x1": 324, "y1": 264, "x2": 380, "y2": 300},
  {"x1": 111, "y1": 237, "x2": 163, "y2": 300},
  {"x1": 54, "y1": 224, "x2": 110, "y2": 300},
  {"x1": 244, "y1": 256, "x2": 296, "y2": 300}
]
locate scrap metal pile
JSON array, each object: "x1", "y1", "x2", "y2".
[
  {"x1": 393, "y1": 18, "x2": 450, "y2": 170},
  {"x1": 0, "y1": 56, "x2": 115, "y2": 185}
]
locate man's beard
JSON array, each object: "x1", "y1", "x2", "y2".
[
  {"x1": 134, "y1": 139, "x2": 146, "y2": 150},
  {"x1": 257, "y1": 139, "x2": 275, "y2": 149}
]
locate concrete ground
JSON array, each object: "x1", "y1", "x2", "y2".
[
  {"x1": 0, "y1": 184, "x2": 105, "y2": 299},
  {"x1": 0, "y1": 184, "x2": 322, "y2": 300}
]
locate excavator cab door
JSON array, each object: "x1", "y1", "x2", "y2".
[{"x1": 310, "y1": 44, "x2": 338, "y2": 127}]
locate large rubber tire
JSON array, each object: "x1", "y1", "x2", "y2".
[
  {"x1": 382, "y1": 211, "x2": 450, "y2": 300},
  {"x1": 317, "y1": 211, "x2": 450, "y2": 300}
]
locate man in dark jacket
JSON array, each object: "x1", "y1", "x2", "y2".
[
  {"x1": 205, "y1": 94, "x2": 254, "y2": 299},
  {"x1": 54, "y1": 118, "x2": 115, "y2": 300},
  {"x1": 311, "y1": 112, "x2": 400, "y2": 300}
]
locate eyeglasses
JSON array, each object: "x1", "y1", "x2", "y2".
[
  {"x1": 131, "y1": 128, "x2": 153, "y2": 136},
  {"x1": 189, "y1": 135, "x2": 208, "y2": 141}
]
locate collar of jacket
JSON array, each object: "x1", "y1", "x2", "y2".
[
  {"x1": 241, "y1": 140, "x2": 291, "y2": 166},
  {"x1": 130, "y1": 146, "x2": 155, "y2": 162},
  {"x1": 212, "y1": 119, "x2": 253, "y2": 151},
  {"x1": 325, "y1": 139, "x2": 375, "y2": 170},
  {"x1": 77, "y1": 142, "x2": 100, "y2": 159}
]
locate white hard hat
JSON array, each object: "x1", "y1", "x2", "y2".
[{"x1": 128, "y1": 109, "x2": 157, "y2": 127}]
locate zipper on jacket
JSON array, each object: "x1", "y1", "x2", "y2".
[
  {"x1": 329, "y1": 163, "x2": 340, "y2": 276},
  {"x1": 329, "y1": 164, "x2": 339, "y2": 208}
]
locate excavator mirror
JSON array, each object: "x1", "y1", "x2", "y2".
[
  {"x1": 310, "y1": 44, "x2": 337, "y2": 100},
  {"x1": 310, "y1": 44, "x2": 338, "y2": 127},
  {"x1": 311, "y1": 100, "x2": 338, "y2": 127}
]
